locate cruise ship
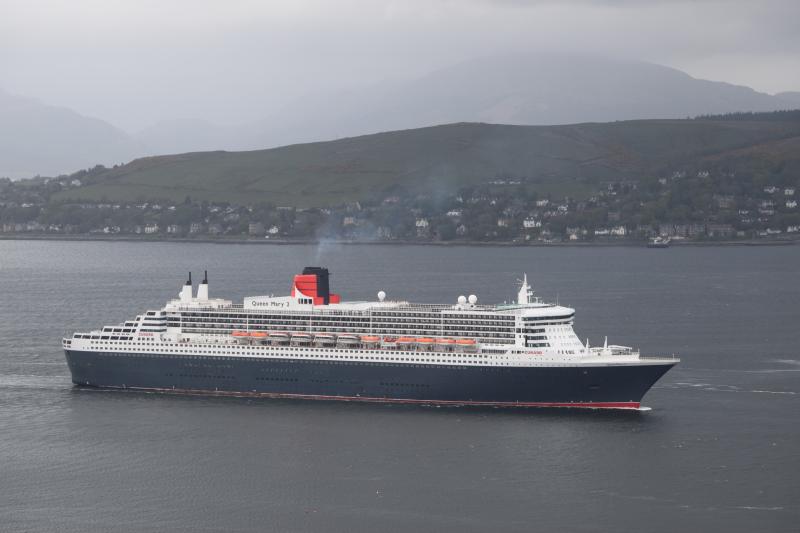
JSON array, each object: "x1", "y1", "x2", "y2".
[{"x1": 63, "y1": 267, "x2": 678, "y2": 409}]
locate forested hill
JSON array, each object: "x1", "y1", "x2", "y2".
[{"x1": 54, "y1": 113, "x2": 800, "y2": 207}]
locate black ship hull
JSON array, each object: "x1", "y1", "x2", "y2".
[{"x1": 65, "y1": 349, "x2": 675, "y2": 409}]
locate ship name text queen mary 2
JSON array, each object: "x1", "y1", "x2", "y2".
[{"x1": 63, "y1": 267, "x2": 678, "y2": 409}]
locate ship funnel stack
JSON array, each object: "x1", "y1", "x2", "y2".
[
  {"x1": 291, "y1": 267, "x2": 341, "y2": 305},
  {"x1": 180, "y1": 272, "x2": 193, "y2": 302},
  {"x1": 197, "y1": 270, "x2": 209, "y2": 300},
  {"x1": 517, "y1": 274, "x2": 533, "y2": 305}
]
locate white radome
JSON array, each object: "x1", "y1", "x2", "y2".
[
  {"x1": 468, "y1": 294, "x2": 477, "y2": 304},
  {"x1": 458, "y1": 295, "x2": 467, "y2": 304},
  {"x1": 377, "y1": 291, "x2": 386, "y2": 302}
]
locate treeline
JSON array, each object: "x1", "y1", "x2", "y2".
[{"x1": 694, "y1": 109, "x2": 800, "y2": 122}]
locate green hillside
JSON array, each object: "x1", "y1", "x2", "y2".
[{"x1": 54, "y1": 117, "x2": 800, "y2": 207}]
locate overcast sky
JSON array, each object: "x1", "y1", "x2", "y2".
[{"x1": 1, "y1": 0, "x2": 798, "y2": 131}]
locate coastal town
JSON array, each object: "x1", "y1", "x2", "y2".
[{"x1": 1, "y1": 166, "x2": 798, "y2": 244}]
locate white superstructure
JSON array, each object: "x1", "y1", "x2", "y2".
[{"x1": 63, "y1": 269, "x2": 669, "y2": 370}]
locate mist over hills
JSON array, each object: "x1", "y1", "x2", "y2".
[
  {"x1": 2, "y1": 54, "x2": 798, "y2": 179},
  {"x1": 776, "y1": 91, "x2": 800, "y2": 106},
  {"x1": 0, "y1": 89, "x2": 143, "y2": 179},
  {"x1": 135, "y1": 54, "x2": 798, "y2": 155}
]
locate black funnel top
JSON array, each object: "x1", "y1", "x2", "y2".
[{"x1": 302, "y1": 266, "x2": 330, "y2": 304}]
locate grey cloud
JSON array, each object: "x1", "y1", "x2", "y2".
[{"x1": 0, "y1": 0, "x2": 797, "y2": 132}]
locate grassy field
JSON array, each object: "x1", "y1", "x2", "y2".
[{"x1": 53, "y1": 119, "x2": 800, "y2": 206}]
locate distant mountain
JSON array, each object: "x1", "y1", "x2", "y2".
[
  {"x1": 138, "y1": 54, "x2": 798, "y2": 153},
  {"x1": 0, "y1": 89, "x2": 144, "y2": 179},
  {"x1": 56, "y1": 114, "x2": 800, "y2": 207},
  {"x1": 776, "y1": 91, "x2": 800, "y2": 106},
  {"x1": 6, "y1": 54, "x2": 799, "y2": 178}
]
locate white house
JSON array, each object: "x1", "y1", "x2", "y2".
[
  {"x1": 523, "y1": 218, "x2": 542, "y2": 229},
  {"x1": 610, "y1": 226, "x2": 627, "y2": 237}
]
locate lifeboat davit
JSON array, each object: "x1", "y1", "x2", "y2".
[
  {"x1": 269, "y1": 332, "x2": 290, "y2": 345},
  {"x1": 381, "y1": 336, "x2": 398, "y2": 348},
  {"x1": 314, "y1": 333, "x2": 335, "y2": 345},
  {"x1": 336, "y1": 334, "x2": 360, "y2": 345},
  {"x1": 291, "y1": 332, "x2": 312, "y2": 344}
]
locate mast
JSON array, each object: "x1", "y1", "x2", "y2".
[{"x1": 517, "y1": 274, "x2": 533, "y2": 305}]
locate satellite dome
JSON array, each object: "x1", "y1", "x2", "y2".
[
  {"x1": 377, "y1": 291, "x2": 386, "y2": 302},
  {"x1": 458, "y1": 295, "x2": 467, "y2": 304},
  {"x1": 468, "y1": 294, "x2": 477, "y2": 304}
]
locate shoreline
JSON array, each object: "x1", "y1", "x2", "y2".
[{"x1": 0, "y1": 233, "x2": 797, "y2": 247}]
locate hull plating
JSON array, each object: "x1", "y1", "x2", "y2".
[{"x1": 65, "y1": 349, "x2": 674, "y2": 408}]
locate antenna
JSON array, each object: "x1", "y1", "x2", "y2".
[{"x1": 203, "y1": 270, "x2": 208, "y2": 283}]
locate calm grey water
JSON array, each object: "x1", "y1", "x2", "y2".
[{"x1": 0, "y1": 240, "x2": 798, "y2": 533}]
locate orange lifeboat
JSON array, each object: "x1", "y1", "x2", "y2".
[
  {"x1": 360, "y1": 335, "x2": 381, "y2": 343},
  {"x1": 396, "y1": 337, "x2": 416, "y2": 344},
  {"x1": 232, "y1": 330, "x2": 249, "y2": 337},
  {"x1": 250, "y1": 331, "x2": 268, "y2": 338},
  {"x1": 416, "y1": 337, "x2": 434, "y2": 345},
  {"x1": 455, "y1": 338, "x2": 477, "y2": 345},
  {"x1": 434, "y1": 338, "x2": 455, "y2": 345}
]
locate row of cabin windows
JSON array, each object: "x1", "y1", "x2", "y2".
[
  {"x1": 92, "y1": 349, "x2": 493, "y2": 365},
  {"x1": 84, "y1": 340, "x2": 497, "y2": 360},
  {"x1": 173, "y1": 318, "x2": 515, "y2": 331},
  {"x1": 95, "y1": 353, "x2": 523, "y2": 370},
  {"x1": 523, "y1": 315, "x2": 574, "y2": 322},
  {"x1": 178, "y1": 328, "x2": 516, "y2": 344},
  {"x1": 173, "y1": 323, "x2": 515, "y2": 337},
  {"x1": 177, "y1": 311, "x2": 514, "y2": 322},
  {"x1": 169, "y1": 320, "x2": 516, "y2": 331}
]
